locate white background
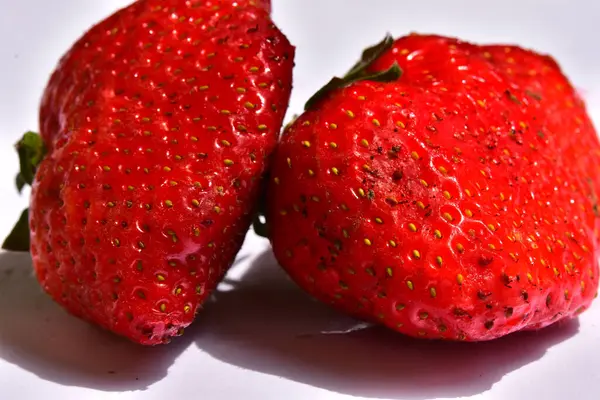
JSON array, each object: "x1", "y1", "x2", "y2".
[{"x1": 1, "y1": 1, "x2": 599, "y2": 399}]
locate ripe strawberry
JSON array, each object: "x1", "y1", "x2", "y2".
[
  {"x1": 3, "y1": 0, "x2": 294, "y2": 345},
  {"x1": 263, "y1": 34, "x2": 600, "y2": 341}
]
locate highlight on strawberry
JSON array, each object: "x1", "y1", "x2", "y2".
[
  {"x1": 3, "y1": 0, "x2": 294, "y2": 345},
  {"x1": 258, "y1": 33, "x2": 600, "y2": 341}
]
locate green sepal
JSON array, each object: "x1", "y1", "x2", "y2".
[
  {"x1": 304, "y1": 34, "x2": 402, "y2": 111},
  {"x1": 16, "y1": 131, "x2": 45, "y2": 188},
  {"x1": 2, "y1": 208, "x2": 30, "y2": 252},
  {"x1": 16, "y1": 173, "x2": 26, "y2": 193},
  {"x1": 3, "y1": 131, "x2": 45, "y2": 252}
]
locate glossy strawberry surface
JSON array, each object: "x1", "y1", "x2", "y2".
[
  {"x1": 29, "y1": 0, "x2": 294, "y2": 344},
  {"x1": 267, "y1": 34, "x2": 599, "y2": 341}
]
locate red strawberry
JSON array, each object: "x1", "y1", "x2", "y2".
[
  {"x1": 3, "y1": 0, "x2": 294, "y2": 345},
  {"x1": 262, "y1": 34, "x2": 600, "y2": 341}
]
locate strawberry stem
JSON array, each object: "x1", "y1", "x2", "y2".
[
  {"x1": 2, "y1": 131, "x2": 46, "y2": 252},
  {"x1": 304, "y1": 34, "x2": 402, "y2": 111}
]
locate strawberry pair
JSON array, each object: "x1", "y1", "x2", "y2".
[{"x1": 4, "y1": 0, "x2": 599, "y2": 345}]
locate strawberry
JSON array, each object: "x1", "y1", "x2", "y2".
[
  {"x1": 3, "y1": 0, "x2": 294, "y2": 345},
  {"x1": 262, "y1": 34, "x2": 600, "y2": 341}
]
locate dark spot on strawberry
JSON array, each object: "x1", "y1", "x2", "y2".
[
  {"x1": 453, "y1": 308, "x2": 471, "y2": 318},
  {"x1": 477, "y1": 290, "x2": 492, "y2": 300},
  {"x1": 546, "y1": 294, "x2": 552, "y2": 307},
  {"x1": 485, "y1": 136, "x2": 498, "y2": 149},
  {"x1": 521, "y1": 291, "x2": 529, "y2": 302},
  {"x1": 484, "y1": 320, "x2": 494, "y2": 330},
  {"x1": 392, "y1": 170, "x2": 404, "y2": 181},
  {"x1": 509, "y1": 129, "x2": 524, "y2": 145},
  {"x1": 501, "y1": 273, "x2": 512, "y2": 288},
  {"x1": 505, "y1": 307, "x2": 514, "y2": 318},
  {"x1": 478, "y1": 255, "x2": 494, "y2": 267},
  {"x1": 525, "y1": 89, "x2": 542, "y2": 101},
  {"x1": 537, "y1": 130, "x2": 545, "y2": 139},
  {"x1": 140, "y1": 326, "x2": 153, "y2": 336},
  {"x1": 504, "y1": 89, "x2": 520, "y2": 104}
]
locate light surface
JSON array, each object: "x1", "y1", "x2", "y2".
[{"x1": 1, "y1": 1, "x2": 599, "y2": 399}]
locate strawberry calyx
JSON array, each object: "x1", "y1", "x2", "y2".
[
  {"x1": 2, "y1": 131, "x2": 46, "y2": 252},
  {"x1": 304, "y1": 33, "x2": 403, "y2": 111}
]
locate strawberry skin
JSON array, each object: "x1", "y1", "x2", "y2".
[
  {"x1": 21, "y1": 0, "x2": 294, "y2": 345},
  {"x1": 266, "y1": 34, "x2": 600, "y2": 341}
]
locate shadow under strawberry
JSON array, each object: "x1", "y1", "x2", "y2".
[
  {"x1": 196, "y1": 250, "x2": 580, "y2": 400},
  {"x1": 0, "y1": 251, "x2": 193, "y2": 391}
]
